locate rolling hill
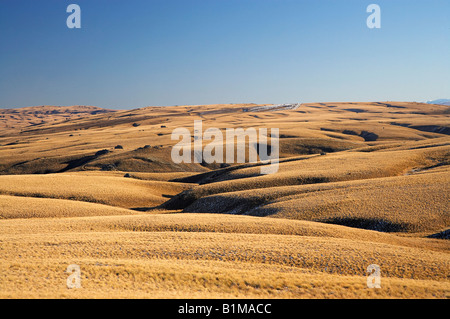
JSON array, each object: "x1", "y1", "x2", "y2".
[{"x1": 0, "y1": 101, "x2": 448, "y2": 298}]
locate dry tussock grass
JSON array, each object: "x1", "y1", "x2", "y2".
[
  {"x1": 0, "y1": 219, "x2": 448, "y2": 298},
  {"x1": 2, "y1": 258, "x2": 448, "y2": 299},
  {"x1": 0, "y1": 213, "x2": 448, "y2": 298},
  {"x1": 181, "y1": 169, "x2": 449, "y2": 233},
  {"x1": 164, "y1": 144, "x2": 449, "y2": 211},
  {"x1": 0, "y1": 102, "x2": 448, "y2": 298},
  {"x1": 2, "y1": 213, "x2": 447, "y2": 251},
  {"x1": 1, "y1": 259, "x2": 449, "y2": 299}
]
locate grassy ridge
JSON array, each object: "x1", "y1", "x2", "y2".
[{"x1": 0, "y1": 102, "x2": 448, "y2": 298}]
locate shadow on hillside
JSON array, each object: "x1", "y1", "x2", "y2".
[
  {"x1": 321, "y1": 217, "x2": 411, "y2": 233},
  {"x1": 427, "y1": 229, "x2": 450, "y2": 240}
]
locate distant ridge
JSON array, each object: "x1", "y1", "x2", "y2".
[{"x1": 427, "y1": 99, "x2": 450, "y2": 106}]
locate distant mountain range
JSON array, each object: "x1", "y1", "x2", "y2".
[{"x1": 427, "y1": 99, "x2": 450, "y2": 106}]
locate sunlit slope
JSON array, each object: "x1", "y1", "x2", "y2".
[
  {"x1": 177, "y1": 169, "x2": 449, "y2": 233},
  {"x1": 0, "y1": 102, "x2": 448, "y2": 299},
  {"x1": 0, "y1": 214, "x2": 448, "y2": 298},
  {"x1": 2, "y1": 213, "x2": 445, "y2": 251},
  {"x1": 161, "y1": 137, "x2": 449, "y2": 234}
]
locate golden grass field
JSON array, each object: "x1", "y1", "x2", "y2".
[{"x1": 0, "y1": 102, "x2": 448, "y2": 298}]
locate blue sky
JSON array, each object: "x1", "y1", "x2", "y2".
[{"x1": 0, "y1": 0, "x2": 449, "y2": 109}]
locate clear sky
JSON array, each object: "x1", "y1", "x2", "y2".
[{"x1": 0, "y1": 0, "x2": 449, "y2": 109}]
